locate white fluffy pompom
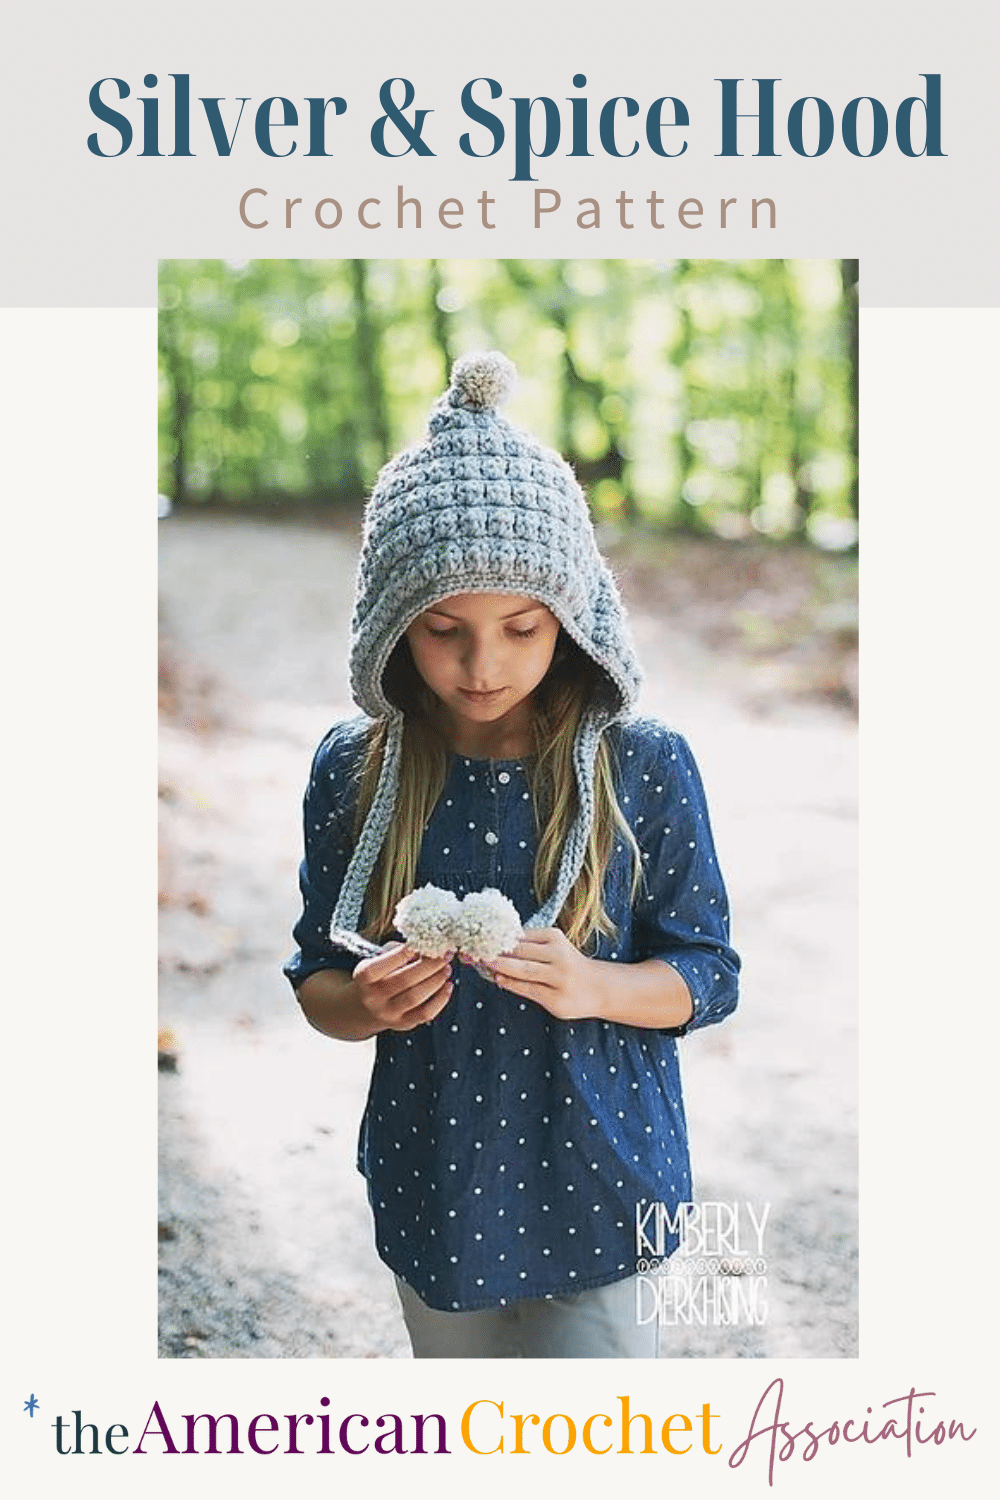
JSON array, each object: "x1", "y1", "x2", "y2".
[
  {"x1": 452, "y1": 888, "x2": 523, "y2": 963},
  {"x1": 450, "y1": 351, "x2": 517, "y2": 411},
  {"x1": 394, "y1": 884, "x2": 462, "y2": 957},
  {"x1": 392, "y1": 883, "x2": 523, "y2": 965}
]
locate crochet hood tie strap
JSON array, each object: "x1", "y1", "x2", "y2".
[{"x1": 328, "y1": 713, "x2": 405, "y2": 957}]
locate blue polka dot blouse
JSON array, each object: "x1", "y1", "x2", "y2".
[{"x1": 284, "y1": 715, "x2": 740, "y2": 1312}]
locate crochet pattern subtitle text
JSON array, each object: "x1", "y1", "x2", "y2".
[{"x1": 235, "y1": 184, "x2": 778, "y2": 233}]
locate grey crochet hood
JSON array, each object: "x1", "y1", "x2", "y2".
[{"x1": 330, "y1": 351, "x2": 642, "y2": 950}]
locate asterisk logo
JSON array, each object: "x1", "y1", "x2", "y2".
[{"x1": 24, "y1": 1395, "x2": 39, "y2": 1417}]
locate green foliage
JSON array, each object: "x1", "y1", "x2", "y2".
[{"x1": 158, "y1": 258, "x2": 857, "y2": 546}]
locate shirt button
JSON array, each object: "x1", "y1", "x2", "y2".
[
  {"x1": 485, "y1": 831, "x2": 499, "y2": 845},
  {"x1": 498, "y1": 771, "x2": 510, "y2": 784}
]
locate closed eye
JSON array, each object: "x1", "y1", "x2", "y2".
[{"x1": 422, "y1": 623, "x2": 540, "y2": 640}]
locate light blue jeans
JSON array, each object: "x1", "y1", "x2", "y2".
[{"x1": 396, "y1": 1275, "x2": 658, "y2": 1359}]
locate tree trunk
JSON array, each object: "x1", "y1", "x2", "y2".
[
  {"x1": 350, "y1": 258, "x2": 391, "y2": 466},
  {"x1": 670, "y1": 261, "x2": 700, "y2": 531},
  {"x1": 840, "y1": 259, "x2": 860, "y2": 525},
  {"x1": 159, "y1": 314, "x2": 190, "y2": 506},
  {"x1": 427, "y1": 260, "x2": 455, "y2": 386}
]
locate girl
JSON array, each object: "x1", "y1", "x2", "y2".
[{"x1": 285, "y1": 352, "x2": 740, "y2": 1359}]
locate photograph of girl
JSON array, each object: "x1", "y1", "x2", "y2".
[
  {"x1": 286, "y1": 349, "x2": 739, "y2": 1357},
  {"x1": 157, "y1": 258, "x2": 857, "y2": 1361}
]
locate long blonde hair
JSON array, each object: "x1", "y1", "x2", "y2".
[{"x1": 354, "y1": 633, "x2": 642, "y2": 950}]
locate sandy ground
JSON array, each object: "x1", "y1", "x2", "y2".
[{"x1": 157, "y1": 511, "x2": 857, "y2": 1360}]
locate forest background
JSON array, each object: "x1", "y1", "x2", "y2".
[{"x1": 158, "y1": 257, "x2": 858, "y2": 553}]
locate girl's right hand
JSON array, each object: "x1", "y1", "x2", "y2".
[{"x1": 352, "y1": 943, "x2": 455, "y2": 1032}]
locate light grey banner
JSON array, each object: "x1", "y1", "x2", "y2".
[{"x1": 4, "y1": 1, "x2": 995, "y2": 307}]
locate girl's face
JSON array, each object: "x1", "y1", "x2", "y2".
[{"x1": 405, "y1": 592, "x2": 561, "y2": 755}]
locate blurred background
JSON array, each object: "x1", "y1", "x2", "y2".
[
  {"x1": 158, "y1": 258, "x2": 857, "y2": 1360},
  {"x1": 159, "y1": 256, "x2": 858, "y2": 549}
]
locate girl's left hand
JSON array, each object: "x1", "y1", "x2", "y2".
[{"x1": 479, "y1": 928, "x2": 608, "y2": 1022}]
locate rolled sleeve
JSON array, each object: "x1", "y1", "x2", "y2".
[
  {"x1": 629, "y1": 727, "x2": 740, "y2": 1034},
  {"x1": 283, "y1": 721, "x2": 368, "y2": 992}
]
